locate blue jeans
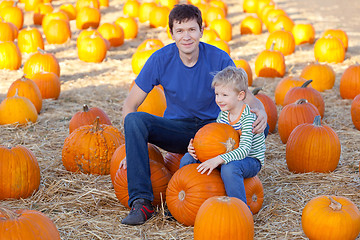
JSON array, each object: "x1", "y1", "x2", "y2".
[
  {"x1": 179, "y1": 154, "x2": 261, "y2": 205},
  {"x1": 124, "y1": 112, "x2": 215, "y2": 206}
]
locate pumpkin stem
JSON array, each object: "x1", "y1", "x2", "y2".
[
  {"x1": 0, "y1": 207, "x2": 20, "y2": 220},
  {"x1": 37, "y1": 47, "x2": 45, "y2": 54},
  {"x1": 301, "y1": 80, "x2": 313, "y2": 88},
  {"x1": 178, "y1": 190, "x2": 186, "y2": 201},
  {"x1": 295, "y1": 99, "x2": 308, "y2": 105},
  {"x1": 92, "y1": 117, "x2": 101, "y2": 132},
  {"x1": 14, "y1": 88, "x2": 19, "y2": 97},
  {"x1": 328, "y1": 196, "x2": 342, "y2": 211},
  {"x1": 313, "y1": 115, "x2": 321, "y2": 126},
  {"x1": 270, "y1": 41, "x2": 276, "y2": 51},
  {"x1": 222, "y1": 138, "x2": 236, "y2": 153},
  {"x1": 252, "y1": 87, "x2": 262, "y2": 95},
  {"x1": 83, "y1": 104, "x2": 89, "y2": 112},
  {"x1": 217, "y1": 196, "x2": 230, "y2": 202}
]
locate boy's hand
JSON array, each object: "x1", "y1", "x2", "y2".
[
  {"x1": 196, "y1": 156, "x2": 225, "y2": 175},
  {"x1": 188, "y1": 138, "x2": 198, "y2": 159},
  {"x1": 251, "y1": 108, "x2": 267, "y2": 134}
]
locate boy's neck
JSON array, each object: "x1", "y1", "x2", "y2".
[{"x1": 228, "y1": 102, "x2": 245, "y2": 123}]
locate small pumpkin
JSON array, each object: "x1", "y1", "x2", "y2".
[
  {"x1": 17, "y1": 27, "x2": 44, "y2": 54},
  {"x1": 62, "y1": 117, "x2": 124, "y2": 175},
  {"x1": 0, "y1": 145, "x2": 40, "y2": 200},
  {"x1": 283, "y1": 80, "x2": 325, "y2": 118},
  {"x1": 253, "y1": 88, "x2": 278, "y2": 133},
  {"x1": 291, "y1": 23, "x2": 315, "y2": 45},
  {"x1": 302, "y1": 196, "x2": 360, "y2": 240},
  {"x1": 278, "y1": 99, "x2": 320, "y2": 144},
  {"x1": 7, "y1": 75, "x2": 42, "y2": 114},
  {"x1": 204, "y1": 6, "x2": 226, "y2": 27},
  {"x1": 113, "y1": 159, "x2": 171, "y2": 208},
  {"x1": 166, "y1": 163, "x2": 226, "y2": 226},
  {"x1": 41, "y1": 11, "x2": 69, "y2": 30},
  {"x1": 255, "y1": 41, "x2": 286, "y2": 78},
  {"x1": 240, "y1": 15, "x2": 262, "y2": 35},
  {"x1": 351, "y1": 94, "x2": 360, "y2": 130},
  {"x1": 244, "y1": 175, "x2": 264, "y2": 214},
  {"x1": 76, "y1": 0, "x2": 100, "y2": 12},
  {"x1": 0, "y1": 207, "x2": 61, "y2": 239},
  {"x1": 122, "y1": 0, "x2": 140, "y2": 18},
  {"x1": 323, "y1": 29, "x2": 348, "y2": 51},
  {"x1": 300, "y1": 62, "x2": 335, "y2": 92},
  {"x1": 0, "y1": 3, "x2": 23, "y2": 30},
  {"x1": 131, "y1": 45, "x2": 161, "y2": 75},
  {"x1": 77, "y1": 33, "x2": 107, "y2": 63},
  {"x1": 194, "y1": 196, "x2": 254, "y2": 240},
  {"x1": 29, "y1": 72, "x2": 61, "y2": 100},
  {"x1": 207, "y1": 38, "x2": 230, "y2": 55},
  {"x1": 233, "y1": 59, "x2": 253, "y2": 86},
  {"x1": 209, "y1": 18, "x2": 232, "y2": 42},
  {"x1": 33, "y1": 3, "x2": 54, "y2": 25},
  {"x1": 69, "y1": 104, "x2": 112, "y2": 134},
  {"x1": 149, "y1": 6, "x2": 169, "y2": 28},
  {"x1": 59, "y1": 3, "x2": 76, "y2": 20},
  {"x1": 0, "y1": 41, "x2": 21, "y2": 70},
  {"x1": 265, "y1": 30, "x2": 295, "y2": 56},
  {"x1": 76, "y1": 6, "x2": 101, "y2": 30},
  {"x1": 97, "y1": 22, "x2": 125, "y2": 47},
  {"x1": 114, "y1": 16, "x2": 138, "y2": 40},
  {"x1": 43, "y1": 19, "x2": 71, "y2": 44},
  {"x1": 314, "y1": 36, "x2": 345, "y2": 63},
  {"x1": 0, "y1": 20, "x2": 15, "y2": 42},
  {"x1": 23, "y1": 49, "x2": 60, "y2": 78},
  {"x1": 201, "y1": 28, "x2": 220, "y2": 43},
  {"x1": 138, "y1": 1, "x2": 156, "y2": 23},
  {"x1": 193, "y1": 122, "x2": 240, "y2": 162},
  {"x1": 274, "y1": 76, "x2": 307, "y2": 106},
  {"x1": 286, "y1": 115, "x2": 340, "y2": 173},
  {"x1": 242, "y1": 0, "x2": 258, "y2": 13},
  {"x1": 268, "y1": 15, "x2": 294, "y2": 33},
  {"x1": 339, "y1": 64, "x2": 360, "y2": 100}
]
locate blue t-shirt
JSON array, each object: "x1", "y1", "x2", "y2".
[{"x1": 135, "y1": 42, "x2": 235, "y2": 120}]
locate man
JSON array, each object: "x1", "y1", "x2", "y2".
[{"x1": 121, "y1": 4, "x2": 268, "y2": 225}]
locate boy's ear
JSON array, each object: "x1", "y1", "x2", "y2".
[{"x1": 238, "y1": 90, "x2": 246, "y2": 101}]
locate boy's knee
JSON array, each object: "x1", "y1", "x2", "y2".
[{"x1": 179, "y1": 153, "x2": 198, "y2": 168}]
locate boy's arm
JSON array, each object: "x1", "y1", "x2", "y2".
[{"x1": 243, "y1": 89, "x2": 267, "y2": 134}]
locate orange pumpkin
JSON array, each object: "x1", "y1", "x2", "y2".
[
  {"x1": 256, "y1": 0, "x2": 274, "y2": 16},
  {"x1": 123, "y1": 0, "x2": 140, "y2": 18},
  {"x1": 76, "y1": 6, "x2": 101, "y2": 30},
  {"x1": 339, "y1": 64, "x2": 360, "y2": 100},
  {"x1": 194, "y1": 196, "x2": 254, "y2": 240},
  {"x1": 201, "y1": 28, "x2": 220, "y2": 43},
  {"x1": 113, "y1": 159, "x2": 171, "y2": 208},
  {"x1": 24, "y1": 0, "x2": 42, "y2": 11},
  {"x1": 163, "y1": 152, "x2": 184, "y2": 175},
  {"x1": 193, "y1": 122, "x2": 240, "y2": 162},
  {"x1": 76, "y1": 0, "x2": 100, "y2": 12},
  {"x1": 263, "y1": 8, "x2": 287, "y2": 29},
  {"x1": 17, "y1": 27, "x2": 44, "y2": 54},
  {"x1": 242, "y1": 0, "x2": 258, "y2": 13},
  {"x1": 253, "y1": 88, "x2": 278, "y2": 133},
  {"x1": 166, "y1": 163, "x2": 226, "y2": 226},
  {"x1": 131, "y1": 44, "x2": 161, "y2": 75},
  {"x1": 0, "y1": 41, "x2": 21, "y2": 70},
  {"x1": 138, "y1": 2, "x2": 157, "y2": 23},
  {"x1": 0, "y1": 208, "x2": 61, "y2": 239},
  {"x1": 233, "y1": 59, "x2": 253, "y2": 86},
  {"x1": 244, "y1": 175, "x2": 264, "y2": 214},
  {"x1": 283, "y1": 80, "x2": 325, "y2": 118},
  {"x1": 207, "y1": 38, "x2": 230, "y2": 54},
  {"x1": 255, "y1": 42, "x2": 286, "y2": 78},
  {"x1": 286, "y1": 115, "x2": 340, "y2": 173},
  {"x1": 258, "y1": 3, "x2": 275, "y2": 22},
  {"x1": 29, "y1": 72, "x2": 61, "y2": 100},
  {"x1": 292, "y1": 23, "x2": 315, "y2": 45},
  {"x1": 274, "y1": 76, "x2": 307, "y2": 106},
  {"x1": 43, "y1": 19, "x2": 71, "y2": 44},
  {"x1": 209, "y1": 18, "x2": 232, "y2": 42},
  {"x1": 0, "y1": 91, "x2": 38, "y2": 125},
  {"x1": 351, "y1": 94, "x2": 360, "y2": 131},
  {"x1": 0, "y1": 145, "x2": 40, "y2": 200},
  {"x1": 314, "y1": 36, "x2": 345, "y2": 63},
  {"x1": 278, "y1": 99, "x2": 320, "y2": 144},
  {"x1": 97, "y1": 22, "x2": 125, "y2": 47},
  {"x1": 114, "y1": 16, "x2": 138, "y2": 40},
  {"x1": 300, "y1": 62, "x2": 335, "y2": 92},
  {"x1": 204, "y1": 6, "x2": 225, "y2": 27},
  {"x1": 7, "y1": 75, "x2": 42, "y2": 114},
  {"x1": 23, "y1": 49, "x2": 60, "y2": 78},
  {"x1": 268, "y1": 15, "x2": 294, "y2": 33},
  {"x1": 302, "y1": 196, "x2": 360, "y2": 240},
  {"x1": 265, "y1": 30, "x2": 295, "y2": 56},
  {"x1": 209, "y1": 0, "x2": 227, "y2": 15},
  {"x1": 0, "y1": 20, "x2": 15, "y2": 42},
  {"x1": 77, "y1": 33, "x2": 107, "y2": 63},
  {"x1": 240, "y1": 15, "x2": 263, "y2": 35},
  {"x1": 149, "y1": 6, "x2": 169, "y2": 28},
  {"x1": 41, "y1": 11, "x2": 69, "y2": 30},
  {"x1": 62, "y1": 118, "x2": 124, "y2": 175},
  {"x1": 59, "y1": 3, "x2": 76, "y2": 20},
  {"x1": 33, "y1": 3, "x2": 54, "y2": 26},
  {"x1": 323, "y1": 29, "x2": 348, "y2": 51},
  {"x1": 0, "y1": 4, "x2": 23, "y2": 30},
  {"x1": 69, "y1": 104, "x2": 112, "y2": 134},
  {"x1": 109, "y1": 143, "x2": 165, "y2": 183}
]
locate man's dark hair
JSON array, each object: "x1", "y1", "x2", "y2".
[{"x1": 168, "y1": 4, "x2": 202, "y2": 34}]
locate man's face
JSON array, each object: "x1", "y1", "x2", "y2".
[{"x1": 170, "y1": 18, "x2": 203, "y2": 56}]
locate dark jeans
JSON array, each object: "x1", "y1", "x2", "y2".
[{"x1": 124, "y1": 112, "x2": 215, "y2": 206}]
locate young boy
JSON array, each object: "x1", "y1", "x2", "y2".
[{"x1": 180, "y1": 66, "x2": 266, "y2": 208}]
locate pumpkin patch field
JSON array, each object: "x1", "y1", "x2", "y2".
[{"x1": 1, "y1": 0, "x2": 360, "y2": 238}]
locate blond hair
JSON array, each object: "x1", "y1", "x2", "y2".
[{"x1": 211, "y1": 66, "x2": 248, "y2": 93}]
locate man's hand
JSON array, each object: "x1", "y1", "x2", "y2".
[
  {"x1": 196, "y1": 156, "x2": 224, "y2": 175},
  {"x1": 251, "y1": 108, "x2": 267, "y2": 134},
  {"x1": 188, "y1": 139, "x2": 198, "y2": 160},
  {"x1": 119, "y1": 158, "x2": 127, "y2": 169}
]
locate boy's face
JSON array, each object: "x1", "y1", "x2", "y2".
[
  {"x1": 214, "y1": 83, "x2": 245, "y2": 112},
  {"x1": 171, "y1": 18, "x2": 203, "y2": 57}
]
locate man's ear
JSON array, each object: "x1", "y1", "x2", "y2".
[{"x1": 238, "y1": 90, "x2": 246, "y2": 101}]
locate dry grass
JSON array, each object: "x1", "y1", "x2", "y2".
[{"x1": 0, "y1": 0, "x2": 360, "y2": 239}]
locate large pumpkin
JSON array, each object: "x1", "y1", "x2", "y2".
[
  {"x1": 339, "y1": 64, "x2": 360, "y2": 100},
  {"x1": 113, "y1": 159, "x2": 171, "y2": 208},
  {"x1": 62, "y1": 118, "x2": 124, "y2": 175},
  {"x1": 253, "y1": 88, "x2": 278, "y2": 133},
  {"x1": 166, "y1": 163, "x2": 226, "y2": 226},
  {"x1": 0, "y1": 208, "x2": 61, "y2": 239},
  {"x1": 109, "y1": 143, "x2": 165, "y2": 183},
  {"x1": 286, "y1": 116, "x2": 341, "y2": 173},
  {"x1": 29, "y1": 72, "x2": 61, "y2": 100},
  {"x1": 278, "y1": 99, "x2": 320, "y2": 144},
  {"x1": 283, "y1": 80, "x2": 325, "y2": 118},
  {"x1": 69, "y1": 104, "x2": 112, "y2": 134},
  {"x1": 351, "y1": 94, "x2": 360, "y2": 130},
  {"x1": 193, "y1": 122, "x2": 240, "y2": 162},
  {"x1": 300, "y1": 62, "x2": 335, "y2": 92},
  {"x1": 194, "y1": 196, "x2": 254, "y2": 240},
  {"x1": 0, "y1": 145, "x2": 40, "y2": 200},
  {"x1": 302, "y1": 196, "x2": 360, "y2": 240},
  {"x1": 7, "y1": 75, "x2": 43, "y2": 114}
]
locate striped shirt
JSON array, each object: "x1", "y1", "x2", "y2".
[{"x1": 217, "y1": 104, "x2": 265, "y2": 166}]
